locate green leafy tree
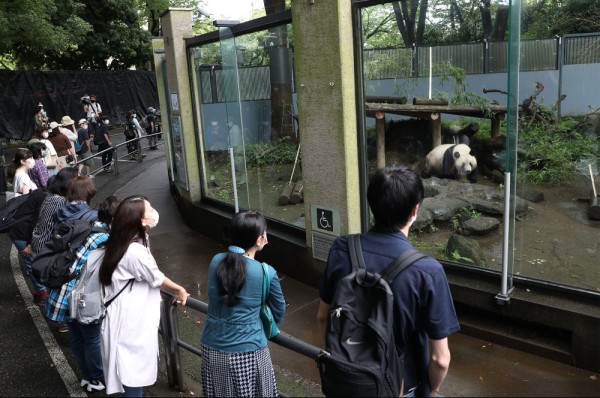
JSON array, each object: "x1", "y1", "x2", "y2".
[
  {"x1": 522, "y1": 0, "x2": 600, "y2": 38},
  {"x1": 0, "y1": 0, "x2": 91, "y2": 70}
]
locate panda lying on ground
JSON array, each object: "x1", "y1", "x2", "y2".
[{"x1": 424, "y1": 143, "x2": 478, "y2": 183}]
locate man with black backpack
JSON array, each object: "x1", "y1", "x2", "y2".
[{"x1": 317, "y1": 165, "x2": 460, "y2": 397}]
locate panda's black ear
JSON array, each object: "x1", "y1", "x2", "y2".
[{"x1": 453, "y1": 151, "x2": 460, "y2": 158}]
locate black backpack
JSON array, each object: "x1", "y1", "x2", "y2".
[
  {"x1": 316, "y1": 234, "x2": 427, "y2": 397},
  {"x1": 0, "y1": 193, "x2": 30, "y2": 233},
  {"x1": 31, "y1": 220, "x2": 108, "y2": 289}
]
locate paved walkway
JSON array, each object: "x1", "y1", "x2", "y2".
[{"x1": 1, "y1": 137, "x2": 599, "y2": 397}]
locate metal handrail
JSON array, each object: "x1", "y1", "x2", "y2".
[
  {"x1": 159, "y1": 291, "x2": 323, "y2": 397},
  {"x1": 74, "y1": 132, "x2": 164, "y2": 177}
]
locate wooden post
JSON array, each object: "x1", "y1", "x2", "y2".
[
  {"x1": 491, "y1": 113, "x2": 505, "y2": 137},
  {"x1": 430, "y1": 112, "x2": 441, "y2": 148},
  {"x1": 375, "y1": 112, "x2": 386, "y2": 169}
]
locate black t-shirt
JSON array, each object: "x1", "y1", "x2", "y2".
[
  {"x1": 95, "y1": 124, "x2": 109, "y2": 144},
  {"x1": 77, "y1": 127, "x2": 89, "y2": 154},
  {"x1": 145, "y1": 114, "x2": 155, "y2": 133}
]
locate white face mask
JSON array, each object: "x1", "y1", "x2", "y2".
[
  {"x1": 26, "y1": 158, "x2": 35, "y2": 169},
  {"x1": 406, "y1": 214, "x2": 417, "y2": 229},
  {"x1": 145, "y1": 209, "x2": 159, "y2": 228},
  {"x1": 42, "y1": 132, "x2": 49, "y2": 138},
  {"x1": 41, "y1": 151, "x2": 47, "y2": 158}
]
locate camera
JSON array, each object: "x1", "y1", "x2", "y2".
[{"x1": 80, "y1": 95, "x2": 91, "y2": 105}]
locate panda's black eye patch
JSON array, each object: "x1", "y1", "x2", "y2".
[{"x1": 453, "y1": 151, "x2": 460, "y2": 158}]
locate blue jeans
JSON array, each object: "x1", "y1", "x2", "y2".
[
  {"x1": 122, "y1": 386, "x2": 143, "y2": 397},
  {"x1": 66, "y1": 322, "x2": 104, "y2": 382},
  {"x1": 11, "y1": 239, "x2": 46, "y2": 293}
]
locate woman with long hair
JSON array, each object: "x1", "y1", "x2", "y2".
[
  {"x1": 99, "y1": 196, "x2": 188, "y2": 397},
  {"x1": 200, "y1": 210, "x2": 286, "y2": 397},
  {"x1": 7, "y1": 148, "x2": 37, "y2": 198}
]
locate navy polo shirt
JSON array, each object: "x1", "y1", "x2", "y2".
[{"x1": 319, "y1": 228, "x2": 460, "y2": 396}]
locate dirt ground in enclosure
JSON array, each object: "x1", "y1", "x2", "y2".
[{"x1": 206, "y1": 153, "x2": 600, "y2": 293}]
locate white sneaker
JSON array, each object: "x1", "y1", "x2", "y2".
[
  {"x1": 86, "y1": 380, "x2": 105, "y2": 393},
  {"x1": 80, "y1": 379, "x2": 89, "y2": 388}
]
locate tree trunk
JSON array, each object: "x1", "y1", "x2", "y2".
[
  {"x1": 416, "y1": 0, "x2": 428, "y2": 45},
  {"x1": 480, "y1": 0, "x2": 493, "y2": 41},
  {"x1": 492, "y1": 6, "x2": 509, "y2": 41},
  {"x1": 264, "y1": 0, "x2": 295, "y2": 141}
]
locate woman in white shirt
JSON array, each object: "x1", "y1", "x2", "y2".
[
  {"x1": 99, "y1": 196, "x2": 189, "y2": 397},
  {"x1": 7, "y1": 148, "x2": 38, "y2": 198}
]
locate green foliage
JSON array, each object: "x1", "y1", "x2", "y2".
[
  {"x1": 450, "y1": 250, "x2": 474, "y2": 264},
  {"x1": 522, "y1": 0, "x2": 600, "y2": 38},
  {"x1": 245, "y1": 138, "x2": 298, "y2": 167},
  {"x1": 437, "y1": 62, "x2": 494, "y2": 117},
  {"x1": 450, "y1": 207, "x2": 481, "y2": 231},
  {"x1": 517, "y1": 117, "x2": 598, "y2": 185},
  {"x1": 0, "y1": 0, "x2": 158, "y2": 70}
]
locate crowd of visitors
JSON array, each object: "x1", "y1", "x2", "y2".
[{"x1": 4, "y1": 96, "x2": 457, "y2": 398}]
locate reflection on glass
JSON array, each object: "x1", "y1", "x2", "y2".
[
  {"x1": 359, "y1": 1, "x2": 599, "y2": 292},
  {"x1": 191, "y1": 23, "x2": 304, "y2": 228}
]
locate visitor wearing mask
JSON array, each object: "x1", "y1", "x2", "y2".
[
  {"x1": 6, "y1": 148, "x2": 46, "y2": 306},
  {"x1": 27, "y1": 142, "x2": 50, "y2": 190},
  {"x1": 7, "y1": 148, "x2": 38, "y2": 198},
  {"x1": 99, "y1": 196, "x2": 189, "y2": 397},
  {"x1": 47, "y1": 121, "x2": 77, "y2": 169},
  {"x1": 29, "y1": 127, "x2": 59, "y2": 177}
]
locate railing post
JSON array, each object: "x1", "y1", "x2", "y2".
[
  {"x1": 159, "y1": 296, "x2": 185, "y2": 391},
  {"x1": 112, "y1": 146, "x2": 119, "y2": 175},
  {"x1": 0, "y1": 162, "x2": 7, "y2": 193}
]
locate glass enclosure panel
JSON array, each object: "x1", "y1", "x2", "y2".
[
  {"x1": 358, "y1": 0, "x2": 599, "y2": 293},
  {"x1": 511, "y1": 33, "x2": 600, "y2": 290},
  {"x1": 190, "y1": 23, "x2": 303, "y2": 227},
  {"x1": 359, "y1": 2, "x2": 512, "y2": 275}
]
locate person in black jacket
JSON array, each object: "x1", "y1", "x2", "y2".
[{"x1": 9, "y1": 188, "x2": 50, "y2": 307}]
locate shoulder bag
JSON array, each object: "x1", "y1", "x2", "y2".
[{"x1": 260, "y1": 262, "x2": 280, "y2": 339}]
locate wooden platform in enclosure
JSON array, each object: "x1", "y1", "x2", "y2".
[{"x1": 365, "y1": 98, "x2": 509, "y2": 169}]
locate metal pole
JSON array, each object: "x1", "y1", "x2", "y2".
[
  {"x1": 230, "y1": 147, "x2": 239, "y2": 213},
  {"x1": 112, "y1": 146, "x2": 119, "y2": 175},
  {"x1": 496, "y1": 171, "x2": 512, "y2": 305}
]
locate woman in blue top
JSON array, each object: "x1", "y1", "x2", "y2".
[{"x1": 200, "y1": 210, "x2": 286, "y2": 397}]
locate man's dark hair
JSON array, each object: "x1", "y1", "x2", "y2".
[{"x1": 367, "y1": 164, "x2": 424, "y2": 230}]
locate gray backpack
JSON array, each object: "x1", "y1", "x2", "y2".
[{"x1": 69, "y1": 248, "x2": 133, "y2": 324}]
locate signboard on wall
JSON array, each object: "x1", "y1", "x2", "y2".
[{"x1": 311, "y1": 205, "x2": 340, "y2": 261}]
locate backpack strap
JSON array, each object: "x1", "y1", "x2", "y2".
[
  {"x1": 381, "y1": 248, "x2": 428, "y2": 284},
  {"x1": 104, "y1": 278, "x2": 134, "y2": 308},
  {"x1": 348, "y1": 234, "x2": 367, "y2": 271}
]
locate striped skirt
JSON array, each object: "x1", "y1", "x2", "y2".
[{"x1": 201, "y1": 344, "x2": 279, "y2": 397}]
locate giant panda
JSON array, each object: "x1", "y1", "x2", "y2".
[{"x1": 424, "y1": 143, "x2": 478, "y2": 183}]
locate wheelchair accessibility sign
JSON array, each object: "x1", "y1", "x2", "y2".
[{"x1": 311, "y1": 205, "x2": 340, "y2": 236}]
